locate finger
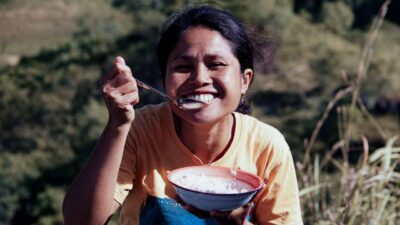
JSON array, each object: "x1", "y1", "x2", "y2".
[
  {"x1": 107, "y1": 90, "x2": 137, "y2": 109},
  {"x1": 115, "y1": 56, "x2": 125, "y2": 65},
  {"x1": 106, "y1": 81, "x2": 138, "y2": 100},
  {"x1": 209, "y1": 210, "x2": 231, "y2": 220},
  {"x1": 100, "y1": 56, "x2": 128, "y2": 86},
  {"x1": 210, "y1": 202, "x2": 254, "y2": 223},
  {"x1": 115, "y1": 62, "x2": 132, "y2": 76},
  {"x1": 120, "y1": 91, "x2": 140, "y2": 106},
  {"x1": 111, "y1": 65, "x2": 134, "y2": 87},
  {"x1": 230, "y1": 202, "x2": 253, "y2": 218},
  {"x1": 101, "y1": 64, "x2": 120, "y2": 85},
  {"x1": 116, "y1": 80, "x2": 138, "y2": 95},
  {"x1": 240, "y1": 202, "x2": 253, "y2": 220},
  {"x1": 244, "y1": 202, "x2": 254, "y2": 211},
  {"x1": 115, "y1": 61, "x2": 132, "y2": 75}
]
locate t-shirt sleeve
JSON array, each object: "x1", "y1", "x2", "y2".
[
  {"x1": 114, "y1": 130, "x2": 137, "y2": 205},
  {"x1": 254, "y1": 136, "x2": 303, "y2": 225}
]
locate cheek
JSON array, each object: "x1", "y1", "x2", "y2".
[
  {"x1": 164, "y1": 79, "x2": 175, "y2": 96},
  {"x1": 164, "y1": 74, "x2": 184, "y2": 96},
  {"x1": 219, "y1": 72, "x2": 243, "y2": 97}
]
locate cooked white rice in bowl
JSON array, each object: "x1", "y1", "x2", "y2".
[{"x1": 173, "y1": 174, "x2": 252, "y2": 194}]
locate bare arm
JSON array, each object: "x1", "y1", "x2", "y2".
[{"x1": 62, "y1": 57, "x2": 138, "y2": 225}]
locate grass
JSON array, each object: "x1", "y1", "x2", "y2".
[{"x1": 297, "y1": 1, "x2": 400, "y2": 224}]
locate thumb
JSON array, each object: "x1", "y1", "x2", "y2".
[
  {"x1": 115, "y1": 56, "x2": 125, "y2": 65},
  {"x1": 241, "y1": 202, "x2": 254, "y2": 216}
]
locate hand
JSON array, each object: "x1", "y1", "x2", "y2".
[
  {"x1": 100, "y1": 56, "x2": 139, "y2": 126},
  {"x1": 210, "y1": 202, "x2": 254, "y2": 225},
  {"x1": 181, "y1": 201, "x2": 254, "y2": 225}
]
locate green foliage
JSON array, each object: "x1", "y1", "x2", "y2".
[
  {"x1": 32, "y1": 187, "x2": 64, "y2": 225},
  {"x1": 293, "y1": 0, "x2": 400, "y2": 29},
  {"x1": 321, "y1": 1, "x2": 354, "y2": 35}
]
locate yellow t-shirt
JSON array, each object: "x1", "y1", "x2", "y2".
[{"x1": 114, "y1": 103, "x2": 303, "y2": 225}]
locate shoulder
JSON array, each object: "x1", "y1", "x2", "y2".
[
  {"x1": 235, "y1": 113, "x2": 291, "y2": 167},
  {"x1": 235, "y1": 112, "x2": 289, "y2": 150}
]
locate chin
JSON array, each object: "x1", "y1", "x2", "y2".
[{"x1": 172, "y1": 104, "x2": 233, "y2": 126}]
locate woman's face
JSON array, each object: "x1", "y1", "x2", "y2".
[{"x1": 165, "y1": 26, "x2": 252, "y2": 125}]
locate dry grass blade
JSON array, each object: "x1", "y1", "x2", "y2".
[
  {"x1": 299, "y1": 183, "x2": 325, "y2": 197},
  {"x1": 369, "y1": 136, "x2": 399, "y2": 164},
  {"x1": 345, "y1": 0, "x2": 391, "y2": 152},
  {"x1": 371, "y1": 193, "x2": 391, "y2": 225},
  {"x1": 357, "y1": 97, "x2": 388, "y2": 140},
  {"x1": 320, "y1": 140, "x2": 345, "y2": 169},
  {"x1": 303, "y1": 86, "x2": 354, "y2": 165}
]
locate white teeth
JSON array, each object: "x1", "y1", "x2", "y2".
[{"x1": 184, "y1": 94, "x2": 215, "y2": 103}]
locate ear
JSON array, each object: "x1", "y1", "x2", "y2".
[{"x1": 241, "y1": 68, "x2": 253, "y2": 94}]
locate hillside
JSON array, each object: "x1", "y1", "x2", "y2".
[{"x1": 0, "y1": 0, "x2": 132, "y2": 66}]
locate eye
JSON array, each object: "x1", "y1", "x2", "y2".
[
  {"x1": 174, "y1": 64, "x2": 192, "y2": 72},
  {"x1": 208, "y1": 62, "x2": 226, "y2": 70}
]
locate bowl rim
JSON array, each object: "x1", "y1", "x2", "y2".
[{"x1": 167, "y1": 165, "x2": 265, "y2": 196}]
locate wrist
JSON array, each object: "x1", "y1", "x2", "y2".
[{"x1": 106, "y1": 118, "x2": 132, "y2": 131}]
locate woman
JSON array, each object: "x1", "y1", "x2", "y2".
[{"x1": 62, "y1": 5, "x2": 303, "y2": 225}]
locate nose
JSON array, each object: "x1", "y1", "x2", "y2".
[{"x1": 188, "y1": 64, "x2": 212, "y2": 86}]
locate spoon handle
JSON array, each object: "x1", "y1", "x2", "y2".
[
  {"x1": 135, "y1": 78, "x2": 173, "y2": 101},
  {"x1": 134, "y1": 78, "x2": 205, "y2": 110}
]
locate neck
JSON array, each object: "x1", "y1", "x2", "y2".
[{"x1": 173, "y1": 113, "x2": 235, "y2": 164}]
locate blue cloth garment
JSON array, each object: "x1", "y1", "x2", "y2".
[
  {"x1": 140, "y1": 196, "x2": 220, "y2": 225},
  {"x1": 139, "y1": 195, "x2": 252, "y2": 225}
]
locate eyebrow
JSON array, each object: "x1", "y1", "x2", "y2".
[
  {"x1": 172, "y1": 53, "x2": 227, "y2": 62},
  {"x1": 172, "y1": 55, "x2": 193, "y2": 61}
]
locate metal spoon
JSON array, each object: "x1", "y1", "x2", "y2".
[{"x1": 135, "y1": 78, "x2": 206, "y2": 110}]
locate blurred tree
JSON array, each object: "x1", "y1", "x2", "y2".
[
  {"x1": 294, "y1": 0, "x2": 400, "y2": 28},
  {"x1": 320, "y1": 1, "x2": 354, "y2": 35}
]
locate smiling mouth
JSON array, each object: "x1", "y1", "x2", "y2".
[{"x1": 179, "y1": 93, "x2": 216, "y2": 104}]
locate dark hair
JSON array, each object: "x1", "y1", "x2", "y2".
[{"x1": 156, "y1": 5, "x2": 255, "y2": 114}]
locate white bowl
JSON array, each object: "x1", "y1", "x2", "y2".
[{"x1": 167, "y1": 166, "x2": 264, "y2": 211}]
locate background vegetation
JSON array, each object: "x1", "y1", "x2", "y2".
[{"x1": 0, "y1": 0, "x2": 399, "y2": 224}]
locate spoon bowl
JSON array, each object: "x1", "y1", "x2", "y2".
[{"x1": 177, "y1": 98, "x2": 207, "y2": 110}]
